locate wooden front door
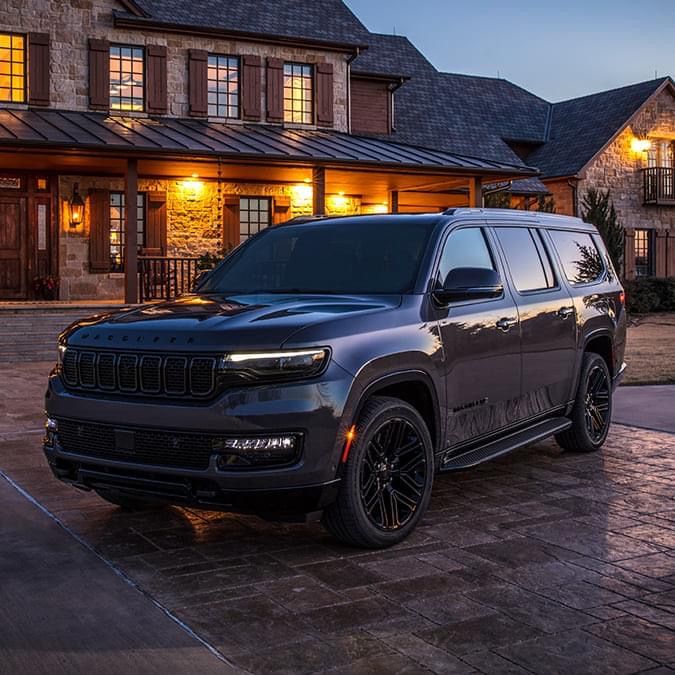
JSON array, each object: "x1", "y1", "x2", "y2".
[{"x1": 0, "y1": 196, "x2": 27, "y2": 299}]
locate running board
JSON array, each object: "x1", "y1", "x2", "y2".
[{"x1": 440, "y1": 417, "x2": 572, "y2": 471}]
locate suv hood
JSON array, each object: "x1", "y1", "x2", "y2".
[{"x1": 63, "y1": 293, "x2": 401, "y2": 352}]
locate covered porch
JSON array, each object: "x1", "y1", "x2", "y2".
[{"x1": 0, "y1": 110, "x2": 536, "y2": 303}]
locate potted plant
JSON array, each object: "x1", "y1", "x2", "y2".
[{"x1": 33, "y1": 275, "x2": 60, "y2": 301}]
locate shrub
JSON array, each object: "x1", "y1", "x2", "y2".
[{"x1": 624, "y1": 277, "x2": 675, "y2": 314}]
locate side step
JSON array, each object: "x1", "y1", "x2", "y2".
[{"x1": 440, "y1": 417, "x2": 571, "y2": 471}]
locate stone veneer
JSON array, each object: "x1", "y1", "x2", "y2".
[
  {"x1": 0, "y1": 0, "x2": 350, "y2": 132},
  {"x1": 58, "y1": 175, "x2": 364, "y2": 300}
]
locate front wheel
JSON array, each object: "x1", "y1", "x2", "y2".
[
  {"x1": 322, "y1": 396, "x2": 434, "y2": 548},
  {"x1": 556, "y1": 352, "x2": 612, "y2": 452}
]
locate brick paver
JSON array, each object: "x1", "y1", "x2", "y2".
[{"x1": 1, "y1": 363, "x2": 673, "y2": 673}]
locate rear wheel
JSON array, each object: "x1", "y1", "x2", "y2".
[
  {"x1": 556, "y1": 352, "x2": 612, "y2": 452},
  {"x1": 95, "y1": 489, "x2": 164, "y2": 511},
  {"x1": 322, "y1": 396, "x2": 434, "y2": 548}
]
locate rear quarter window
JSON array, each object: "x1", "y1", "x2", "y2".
[{"x1": 549, "y1": 230, "x2": 605, "y2": 285}]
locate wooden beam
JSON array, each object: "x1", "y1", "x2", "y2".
[
  {"x1": 124, "y1": 158, "x2": 138, "y2": 304},
  {"x1": 313, "y1": 166, "x2": 326, "y2": 215},
  {"x1": 468, "y1": 177, "x2": 483, "y2": 207},
  {"x1": 388, "y1": 190, "x2": 399, "y2": 213}
]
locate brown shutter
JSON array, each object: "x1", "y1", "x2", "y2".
[
  {"x1": 266, "y1": 58, "x2": 284, "y2": 123},
  {"x1": 89, "y1": 189, "x2": 111, "y2": 272},
  {"x1": 655, "y1": 231, "x2": 668, "y2": 278},
  {"x1": 188, "y1": 49, "x2": 208, "y2": 116},
  {"x1": 272, "y1": 195, "x2": 291, "y2": 224},
  {"x1": 241, "y1": 55, "x2": 261, "y2": 121},
  {"x1": 28, "y1": 33, "x2": 50, "y2": 106},
  {"x1": 146, "y1": 45, "x2": 167, "y2": 114},
  {"x1": 316, "y1": 62, "x2": 334, "y2": 127},
  {"x1": 624, "y1": 228, "x2": 635, "y2": 280},
  {"x1": 89, "y1": 38, "x2": 110, "y2": 111},
  {"x1": 143, "y1": 191, "x2": 167, "y2": 255},
  {"x1": 223, "y1": 195, "x2": 240, "y2": 250}
]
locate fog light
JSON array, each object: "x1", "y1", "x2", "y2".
[{"x1": 214, "y1": 434, "x2": 301, "y2": 469}]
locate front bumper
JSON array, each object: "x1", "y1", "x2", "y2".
[{"x1": 44, "y1": 361, "x2": 355, "y2": 514}]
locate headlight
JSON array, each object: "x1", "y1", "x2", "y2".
[
  {"x1": 219, "y1": 348, "x2": 329, "y2": 381},
  {"x1": 57, "y1": 343, "x2": 67, "y2": 367}
]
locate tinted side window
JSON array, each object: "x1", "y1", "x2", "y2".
[
  {"x1": 495, "y1": 227, "x2": 554, "y2": 292},
  {"x1": 549, "y1": 230, "x2": 604, "y2": 285},
  {"x1": 438, "y1": 227, "x2": 494, "y2": 285}
]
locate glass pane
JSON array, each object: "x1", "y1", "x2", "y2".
[
  {"x1": 495, "y1": 227, "x2": 551, "y2": 292},
  {"x1": 549, "y1": 230, "x2": 604, "y2": 285},
  {"x1": 438, "y1": 228, "x2": 494, "y2": 284}
]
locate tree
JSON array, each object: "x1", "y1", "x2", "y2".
[
  {"x1": 483, "y1": 189, "x2": 511, "y2": 208},
  {"x1": 581, "y1": 188, "x2": 623, "y2": 275},
  {"x1": 535, "y1": 194, "x2": 555, "y2": 213}
]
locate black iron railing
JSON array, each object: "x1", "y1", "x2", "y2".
[
  {"x1": 139, "y1": 257, "x2": 200, "y2": 302},
  {"x1": 643, "y1": 167, "x2": 675, "y2": 205}
]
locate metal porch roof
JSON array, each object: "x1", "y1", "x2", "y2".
[{"x1": 0, "y1": 110, "x2": 537, "y2": 176}]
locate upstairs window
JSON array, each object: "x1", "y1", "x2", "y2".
[
  {"x1": 110, "y1": 192, "x2": 146, "y2": 271},
  {"x1": 208, "y1": 55, "x2": 240, "y2": 118},
  {"x1": 110, "y1": 45, "x2": 144, "y2": 112},
  {"x1": 0, "y1": 32, "x2": 25, "y2": 103},
  {"x1": 284, "y1": 63, "x2": 313, "y2": 124}
]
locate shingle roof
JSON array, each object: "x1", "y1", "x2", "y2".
[
  {"x1": 0, "y1": 110, "x2": 535, "y2": 176},
  {"x1": 527, "y1": 78, "x2": 673, "y2": 178},
  {"x1": 124, "y1": 0, "x2": 370, "y2": 47},
  {"x1": 352, "y1": 33, "x2": 436, "y2": 78}
]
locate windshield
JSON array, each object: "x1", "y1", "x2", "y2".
[{"x1": 199, "y1": 218, "x2": 437, "y2": 295}]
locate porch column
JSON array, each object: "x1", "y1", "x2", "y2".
[
  {"x1": 468, "y1": 176, "x2": 483, "y2": 207},
  {"x1": 312, "y1": 166, "x2": 326, "y2": 215},
  {"x1": 388, "y1": 190, "x2": 399, "y2": 213},
  {"x1": 124, "y1": 158, "x2": 139, "y2": 304}
]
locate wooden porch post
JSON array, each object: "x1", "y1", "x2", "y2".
[
  {"x1": 124, "y1": 158, "x2": 139, "y2": 304},
  {"x1": 388, "y1": 190, "x2": 399, "y2": 213},
  {"x1": 313, "y1": 166, "x2": 326, "y2": 215},
  {"x1": 468, "y1": 176, "x2": 483, "y2": 207}
]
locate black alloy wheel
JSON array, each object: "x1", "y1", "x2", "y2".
[{"x1": 584, "y1": 364, "x2": 611, "y2": 443}]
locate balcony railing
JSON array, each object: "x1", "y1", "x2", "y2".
[
  {"x1": 643, "y1": 167, "x2": 675, "y2": 205},
  {"x1": 139, "y1": 256, "x2": 200, "y2": 302}
]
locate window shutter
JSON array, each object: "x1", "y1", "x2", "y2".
[
  {"x1": 28, "y1": 33, "x2": 50, "y2": 106},
  {"x1": 266, "y1": 58, "x2": 284, "y2": 123},
  {"x1": 188, "y1": 49, "x2": 208, "y2": 116},
  {"x1": 223, "y1": 195, "x2": 240, "y2": 250},
  {"x1": 241, "y1": 55, "x2": 261, "y2": 121},
  {"x1": 89, "y1": 189, "x2": 111, "y2": 273},
  {"x1": 89, "y1": 38, "x2": 110, "y2": 111},
  {"x1": 146, "y1": 45, "x2": 167, "y2": 114},
  {"x1": 144, "y1": 191, "x2": 167, "y2": 255},
  {"x1": 624, "y1": 228, "x2": 635, "y2": 280},
  {"x1": 655, "y1": 231, "x2": 668, "y2": 278},
  {"x1": 272, "y1": 195, "x2": 291, "y2": 224},
  {"x1": 316, "y1": 63, "x2": 334, "y2": 127}
]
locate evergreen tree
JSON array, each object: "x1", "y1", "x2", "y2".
[
  {"x1": 581, "y1": 188, "x2": 623, "y2": 275},
  {"x1": 535, "y1": 194, "x2": 556, "y2": 212}
]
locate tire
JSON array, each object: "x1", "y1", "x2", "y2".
[
  {"x1": 95, "y1": 489, "x2": 164, "y2": 511},
  {"x1": 556, "y1": 352, "x2": 612, "y2": 453},
  {"x1": 322, "y1": 396, "x2": 434, "y2": 549}
]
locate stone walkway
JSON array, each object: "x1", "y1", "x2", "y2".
[{"x1": 1, "y1": 363, "x2": 674, "y2": 673}]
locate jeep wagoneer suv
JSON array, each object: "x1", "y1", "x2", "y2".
[{"x1": 45, "y1": 209, "x2": 626, "y2": 548}]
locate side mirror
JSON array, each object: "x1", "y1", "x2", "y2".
[
  {"x1": 433, "y1": 267, "x2": 503, "y2": 305},
  {"x1": 191, "y1": 269, "x2": 211, "y2": 292}
]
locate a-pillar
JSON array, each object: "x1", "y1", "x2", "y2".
[
  {"x1": 312, "y1": 166, "x2": 326, "y2": 216},
  {"x1": 124, "y1": 158, "x2": 139, "y2": 304}
]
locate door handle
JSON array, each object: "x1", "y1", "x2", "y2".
[
  {"x1": 496, "y1": 317, "x2": 518, "y2": 332},
  {"x1": 557, "y1": 306, "x2": 575, "y2": 319}
]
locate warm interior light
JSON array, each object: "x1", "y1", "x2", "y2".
[
  {"x1": 181, "y1": 177, "x2": 204, "y2": 201},
  {"x1": 292, "y1": 183, "x2": 313, "y2": 203},
  {"x1": 631, "y1": 137, "x2": 652, "y2": 153},
  {"x1": 69, "y1": 183, "x2": 85, "y2": 228},
  {"x1": 371, "y1": 203, "x2": 388, "y2": 214}
]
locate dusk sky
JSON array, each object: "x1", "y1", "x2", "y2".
[{"x1": 345, "y1": 0, "x2": 675, "y2": 102}]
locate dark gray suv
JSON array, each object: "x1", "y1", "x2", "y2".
[{"x1": 44, "y1": 209, "x2": 626, "y2": 548}]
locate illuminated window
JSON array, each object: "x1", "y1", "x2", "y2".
[
  {"x1": 110, "y1": 45, "x2": 144, "y2": 112},
  {"x1": 283, "y1": 63, "x2": 313, "y2": 124},
  {"x1": 239, "y1": 197, "x2": 271, "y2": 242},
  {"x1": 110, "y1": 192, "x2": 146, "y2": 271},
  {"x1": 0, "y1": 33, "x2": 25, "y2": 103},
  {"x1": 208, "y1": 55, "x2": 239, "y2": 118},
  {"x1": 634, "y1": 229, "x2": 654, "y2": 278}
]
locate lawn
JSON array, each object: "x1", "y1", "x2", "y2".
[{"x1": 623, "y1": 312, "x2": 675, "y2": 385}]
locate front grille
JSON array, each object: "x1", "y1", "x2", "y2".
[{"x1": 61, "y1": 348, "x2": 218, "y2": 399}]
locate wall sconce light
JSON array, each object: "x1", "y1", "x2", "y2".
[
  {"x1": 292, "y1": 183, "x2": 313, "y2": 203},
  {"x1": 181, "y1": 173, "x2": 204, "y2": 201},
  {"x1": 69, "y1": 183, "x2": 85, "y2": 228},
  {"x1": 631, "y1": 137, "x2": 652, "y2": 154}
]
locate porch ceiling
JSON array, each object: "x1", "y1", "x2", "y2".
[{"x1": 0, "y1": 109, "x2": 537, "y2": 180}]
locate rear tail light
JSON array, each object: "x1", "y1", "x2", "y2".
[{"x1": 619, "y1": 291, "x2": 626, "y2": 307}]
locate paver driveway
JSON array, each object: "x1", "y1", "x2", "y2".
[{"x1": 1, "y1": 363, "x2": 674, "y2": 674}]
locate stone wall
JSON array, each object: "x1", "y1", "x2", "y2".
[{"x1": 0, "y1": 0, "x2": 350, "y2": 132}]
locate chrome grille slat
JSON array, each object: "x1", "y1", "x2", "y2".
[{"x1": 61, "y1": 348, "x2": 217, "y2": 399}]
